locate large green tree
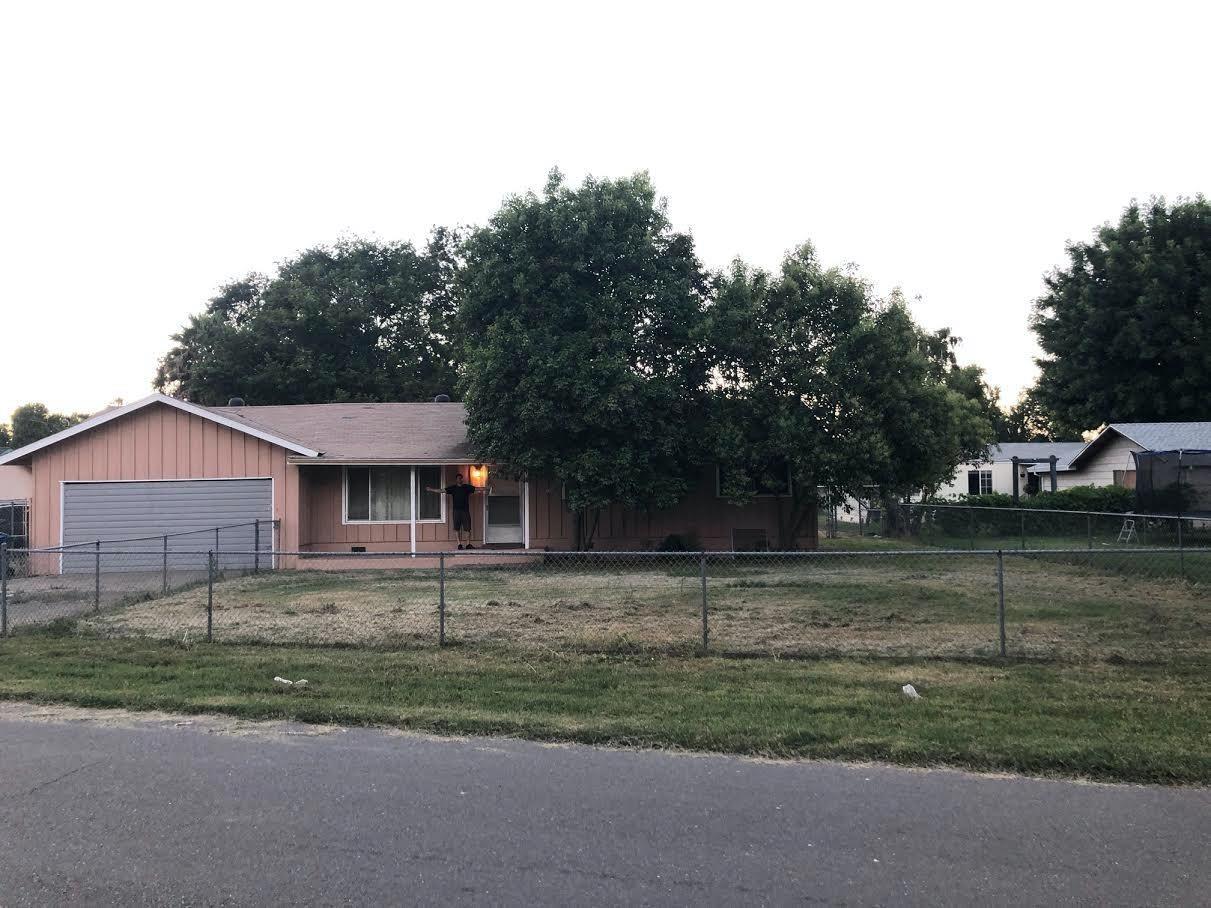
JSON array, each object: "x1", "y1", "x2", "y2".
[
  {"x1": 708, "y1": 247, "x2": 992, "y2": 545},
  {"x1": 998, "y1": 389, "x2": 1060, "y2": 442},
  {"x1": 155, "y1": 235, "x2": 461, "y2": 405},
  {"x1": 8, "y1": 403, "x2": 89, "y2": 449},
  {"x1": 458, "y1": 171, "x2": 710, "y2": 548},
  {"x1": 1032, "y1": 197, "x2": 1211, "y2": 431}
]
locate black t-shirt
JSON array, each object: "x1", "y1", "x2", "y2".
[{"x1": 445, "y1": 483, "x2": 475, "y2": 511}]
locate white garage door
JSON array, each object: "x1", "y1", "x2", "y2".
[{"x1": 61, "y1": 479, "x2": 273, "y2": 573}]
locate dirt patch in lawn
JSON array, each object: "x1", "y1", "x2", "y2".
[{"x1": 73, "y1": 556, "x2": 1211, "y2": 661}]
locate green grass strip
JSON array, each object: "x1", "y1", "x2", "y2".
[{"x1": 0, "y1": 636, "x2": 1206, "y2": 785}]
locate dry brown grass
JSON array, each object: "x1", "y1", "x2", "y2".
[{"x1": 75, "y1": 554, "x2": 1211, "y2": 662}]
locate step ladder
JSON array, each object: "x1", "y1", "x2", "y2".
[{"x1": 1117, "y1": 518, "x2": 1137, "y2": 545}]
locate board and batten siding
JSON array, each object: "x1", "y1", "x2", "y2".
[
  {"x1": 299, "y1": 466, "x2": 432, "y2": 551},
  {"x1": 27, "y1": 402, "x2": 301, "y2": 553},
  {"x1": 525, "y1": 468, "x2": 816, "y2": 550},
  {"x1": 297, "y1": 467, "x2": 816, "y2": 552},
  {"x1": 1055, "y1": 435, "x2": 1143, "y2": 490}
]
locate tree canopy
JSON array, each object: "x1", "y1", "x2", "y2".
[
  {"x1": 155, "y1": 235, "x2": 461, "y2": 406},
  {"x1": 707, "y1": 247, "x2": 993, "y2": 544},
  {"x1": 6, "y1": 403, "x2": 89, "y2": 450},
  {"x1": 458, "y1": 171, "x2": 710, "y2": 546},
  {"x1": 151, "y1": 170, "x2": 1003, "y2": 548},
  {"x1": 1031, "y1": 197, "x2": 1211, "y2": 433}
]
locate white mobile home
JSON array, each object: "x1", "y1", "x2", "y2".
[
  {"x1": 936, "y1": 442, "x2": 1084, "y2": 499},
  {"x1": 1047, "y1": 423, "x2": 1211, "y2": 490}
]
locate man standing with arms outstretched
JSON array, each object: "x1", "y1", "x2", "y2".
[{"x1": 428, "y1": 472, "x2": 479, "y2": 549}]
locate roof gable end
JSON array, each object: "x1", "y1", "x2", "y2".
[{"x1": 0, "y1": 393, "x2": 322, "y2": 466}]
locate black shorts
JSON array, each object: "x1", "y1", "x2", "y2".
[{"x1": 453, "y1": 509, "x2": 471, "y2": 532}]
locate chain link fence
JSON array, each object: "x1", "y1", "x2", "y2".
[
  {"x1": 3, "y1": 544, "x2": 1207, "y2": 663},
  {"x1": 0, "y1": 500, "x2": 29, "y2": 550},
  {"x1": 823, "y1": 501, "x2": 1211, "y2": 551}
]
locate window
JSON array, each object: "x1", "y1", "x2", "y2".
[
  {"x1": 417, "y1": 466, "x2": 443, "y2": 520},
  {"x1": 967, "y1": 470, "x2": 992, "y2": 495},
  {"x1": 1113, "y1": 469, "x2": 1136, "y2": 490},
  {"x1": 717, "y1": 459, "x2": 791, "y2": 498},
  {"x1": 344, "y1": 466, "x2": 446, "y2": 523}
]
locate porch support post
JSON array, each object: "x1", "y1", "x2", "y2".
[
  {"x1": 410, "y1": 468, "x2": 417, "y2": 556},
  {"x1": 523, "y1": 478, "x2": 530, "y2": 550},
  {"x1": 1011, "y1": 457, "x2": 1020, "y2": 504},
  {"x1": 1049, "y1": 455, "x2": 1058, "y2": 493}
]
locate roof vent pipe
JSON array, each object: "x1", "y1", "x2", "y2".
[
  {"x1": 433, "y1": 394, "x2": 451, "y2": 403},
  {"x1": 228, "y1": 397, "x2": 246, "y2": 407}
]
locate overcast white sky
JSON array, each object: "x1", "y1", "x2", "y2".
[{"x1": 2, "y1": 0, "x2": 1207, "y2": 420}]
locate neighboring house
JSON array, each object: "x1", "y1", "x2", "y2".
[
  {"x1": 1048, "y1": 422, "x2": 1211, "y2": 491},
  {"x1": 935, "y1": 442, "x2": 1085, "y2": 499},
  {"x1": 0, "y1": 461, "x2": 33, "y2": 502},
  {"x1": 0, "y1": 394, "x2": 814, "y2": 565}
]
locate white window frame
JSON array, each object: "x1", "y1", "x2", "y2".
[
  {"x1": 967, "y1": 469, "x2": 993, "y2": 495},
  {"x1": 342, "y1": 465, "x2": 447, "y2": 525}
]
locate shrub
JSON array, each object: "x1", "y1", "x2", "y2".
[
  {"x1": 659, "y1": 531, "x2": 703, "y2": 552},
  {"x1": 919, "y1": 485, "x2": 1137, "y2": 537},
  {"x1": 1023, "y1": 485, "x2": 1136, "y2": 513}
]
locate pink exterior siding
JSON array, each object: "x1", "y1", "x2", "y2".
[
  {"x1": 0, "y1": 465, "x2": 33, "y2": 501},
  {"x1": 298, "y1": 466, "x2": 816, "y2": 553},
  {"x1": 528, "y1": 468, "x2": 816, "y2": 550},
  {"x1": 300, "y1": 465, "x2": 474, "y2": 552},
  {"x1": 26, "y1": 402, "x2": 300, "y2": 552}
]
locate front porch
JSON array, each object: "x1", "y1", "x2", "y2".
[
  {"x1": 294, "y1": 462, "x2": 533, "y2": 555},
  {"x1": 294, "y1": 547, "x2": 532, "y2": 571}
]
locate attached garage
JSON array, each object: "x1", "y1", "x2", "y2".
[{"x1": 61, "y1": 479, "x2": 273, "y2": 572}]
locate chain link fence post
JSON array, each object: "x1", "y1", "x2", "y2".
[
  {"x1": 254, "y1": 520, "x2": 261, "y2": 575},
  {"x1": 438, "y1": 551, "x2": 446, "y2": 646},
  {"x1": 700, "y1": 551, "x2": 709, "y2": 651},
  {"x1": 94, "y1": 540, "x2": 101, "y2": 611},
  {"x1": 1019, "y1": 512, "x2": 1026, "y2": 550},
  {"x1": 207, "y1": 551, "x2": 214, "y2": 642},
  {"x1": 968, "y1": 505, "x2": 975, "y2": 550},
  {"x1": 162, "y1": 534, "x2": 169, "y2": 595},
  {"x1": 1, "y1": 542, "x2": 8, "y2": 638},
  {"x1": 1177, "y1": 518, "x2": 1185, "y2": 580},
  {"x1": 996, "y1": 549, "x2": 1006, "y2": 657}
]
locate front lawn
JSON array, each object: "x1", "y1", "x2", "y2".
[
  {"x1": 0, "y1": 636, "x2": 1206, "y2": 784},
  {"x1": 57, "y1": 552, "x2": 1211, "y2": 663}
]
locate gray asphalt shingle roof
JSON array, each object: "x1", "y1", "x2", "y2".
[
  {"x1": 1065, "y1": 422, "x2": 1211, "y2": 470},
  {"x1": 988, "y1": 442, "x2": 1085, "y2": 464},
  {"x1": 208, "y1": 402, "x2": 474, "y2": 462},
  {"x1": 1105, "y1": 422, "x2": 1211, "y2": 451}
]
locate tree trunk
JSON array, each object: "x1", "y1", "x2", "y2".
[
  {"x1": 880, "y1": 493, "x2": 907, "y2": 537},
  {"x1": 574, "y1": 508, "x2": 601, "y2": 551},
  {"x1": 778, "y1": 489, "x2": 816, "y2": 550}
]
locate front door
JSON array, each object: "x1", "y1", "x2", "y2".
[{"x1": 484, "y1": 477, "x2": 523, "y2": 545}]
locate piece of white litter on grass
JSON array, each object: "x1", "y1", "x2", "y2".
[
  {"x1": 274, "y1": 677, "x2": 293, "y2": 686},
  {"x1": 901, "y1": 683, "x2": 921, "y2": 700},
  {"x1": 294, "y1": 679, "x2": 308, "y2": 687}
]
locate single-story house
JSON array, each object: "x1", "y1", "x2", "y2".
[
  {"x1": 0, "y1": 393, "x2": 815, "y2": 564},
  {"x1": 1046, "y1": 421, "x2": 1211, "y2": 486},
  {"x1": 1046, "y1": 423, "x2": 1211, "y2": 490},
  {"x1": 0, "y1": 462, "x2": 33, "y2": 502},
  {"x1": 936, "y1": 442, "x2": 1085, "y2": 498}
]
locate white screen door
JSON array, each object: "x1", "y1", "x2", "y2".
[{"x1": 484, "y1": 477, "x2": 523, "y2": 544}]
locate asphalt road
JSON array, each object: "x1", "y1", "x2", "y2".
[{"x1": 0, "y1": 706, "x2": 1206, "y2": 907}]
